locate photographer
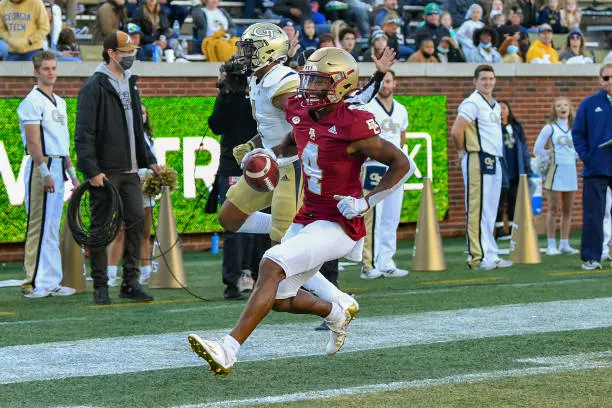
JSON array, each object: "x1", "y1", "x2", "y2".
[{"x1": 206, "y1": 57, "x2": 261, "y2": 300}]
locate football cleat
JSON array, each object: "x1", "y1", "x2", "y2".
[
  {"x1": 188, "y1": 334, "x2": 235, "y2": 376},
  {"x1": 325, "y1": 301, "x2": 356, "y2": 356},
  {"x1": 383, "y1": 268, "x2": 409, "y2": 278}
]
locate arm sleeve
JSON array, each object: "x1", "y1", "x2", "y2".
[
  {"x1": 17, "y1": 98, "x2": 43, "y2": 125},
  {"x1": 533, "y1": 124, "x2": 552, "y2": 157},
  {"x1": 571, "y1": 100, "x2": 589, "y2": 164},
  {"x1": 345, "y1": 70, "x2": 384, "y2": 105},
  {"x1": 457, "y1": 100, "x2": 478, "y2": 122},
  {"x1": 74, "y1": 84, "x2": 101, "y2": 178}
]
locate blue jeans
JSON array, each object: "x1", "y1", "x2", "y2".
[
  {"x1": 7, "y1": 49, "x2": 42, "y2": 61},
  {"x1": 0, "y1": 39, "x2": 8, "y2": 60}
]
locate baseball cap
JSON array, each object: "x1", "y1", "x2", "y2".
[
  {"x1": 424, "y1": 3, "x2": 440, "y2": 15},
  {"x1": 280, "y1": 20, "x2": 295, "y2": 28},
  {"x1": 127, "y1": 23, "x2": 141, "y2": 35},
  {"x1": 371, "y1": 30, "x2": 388, "y2": 40},
  {"x1": 103, "y1": 31, "x2": 139, "y2": 53},
  {"x1": 568, "y1": 29, "x2": 582, "y2": 38},
  {"x1": 538, "y1": 23, "x2": 553, "y2": 33}
]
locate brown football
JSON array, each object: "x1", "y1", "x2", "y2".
[{"x1": 243, "y1": 152, "x2": 279, "y2": 193}]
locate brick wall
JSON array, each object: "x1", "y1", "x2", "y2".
[{"x1": 0, "y1": 74, "x2": 600, "y2": 260}]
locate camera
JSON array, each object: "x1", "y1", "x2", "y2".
[{"x1": 217, "y1": 56, "x2": 250, "y2": 94}]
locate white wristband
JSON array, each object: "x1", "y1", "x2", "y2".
[
  {"x1": 39, "y1": 163, "x2": 50, "y2": 178},
  {"x1": 68, "y1": 167, "x2": 77, "y2": 180}
]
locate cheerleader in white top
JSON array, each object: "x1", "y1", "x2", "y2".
[{"x1": 533, "y1": 97, "x2": 579, "y2": 256}]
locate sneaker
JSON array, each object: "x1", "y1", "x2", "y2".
[
  {"x1": 107, "y1": 273, "x2": 119, "y2": 287},
  {"x1": 582, "y1": 260, "x2": 602, "y2": 270},
  {"x1": 495, "y1": 258, "x2": 513, "y2": 268},
  {"x1": 360, "y1": 268, "x2": 383, "y2": 279},
  {"x1": 224, "y1": 287, "x2": 246, "y2": 300},
  {"x1": 559, "y1": 246, "x2": 579, "y2": 255},
  {"x1": 93, "y1": 287, "x2": 111, "y2": 305},
  {"x1": 325, "y1": 301, "x2": 356, "y2": 356},
  {"x1": 119, "y1": 281, "x2": 154, "y2": 302},
  {"x1": 187, "y1": 334, "x2": 235, "y2": 376},
  {"x1": 237, "y1": 270, "x2": 255, "y2": 292},
  {"x1": 545, "y1": 247, "x2": 561, "y2": 256},
  {"x1": 139, "y1": 271, "x2": 150, "y2": 285},
  {"x1": 383, "y1": 268, "x2": 409, "y2": 277},
  {"x1": 314, "y1": 320, "x2": 330, "y2": 331},
  {"x1": 23, "y1": 288, "x2": 50, "y2": 298},
  {"x1": 476, "y1": 260, "x2": 497, "y2": 270},
  {"x1": 49, "y1": 286, "x2": 76, "y2": 296}
]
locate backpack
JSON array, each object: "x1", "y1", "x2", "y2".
[{"x1": 201, "y1": 29, "x2": 238, "y2": 62}]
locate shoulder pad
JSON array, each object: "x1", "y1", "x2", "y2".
[{"x1": 261, "y1": 65, "x2": 298, "y2": 88}]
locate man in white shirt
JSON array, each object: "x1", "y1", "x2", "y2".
[{"x1": 451, "y1": 64, "x2": 513, "y2": 270}]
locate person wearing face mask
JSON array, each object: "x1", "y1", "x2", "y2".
[
  {"x1": 463, "y1": 26, "x2": 502, "y2": 63},
  {"x1": 499, "y1": 36, "x2": 523, "y2": 62},
  {"x1": 75, "y1": 30, "x2": 161, "y2": 305},
  {"x1": 435, "y1": 36, "x2": 465, "y2": 62}
]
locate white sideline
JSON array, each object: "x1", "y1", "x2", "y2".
[{"x1": 1, "y1": 297, "x2": 612, "y2": 385}]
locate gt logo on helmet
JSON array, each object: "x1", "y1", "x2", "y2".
[{"x1": 252, "y1": 27, "x2": 278, "y2": 38}]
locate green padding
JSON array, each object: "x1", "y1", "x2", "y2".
[{"x1": 0, "y1": 96, "x2": 448, "y2": 243}]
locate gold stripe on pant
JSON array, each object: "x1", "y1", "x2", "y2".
[
  {"x1": 22, "y1": 161, "x2": 47, "y2": 293},
  {"x1": 466, "y1": 153, "x2": 484, "y2": 268}
]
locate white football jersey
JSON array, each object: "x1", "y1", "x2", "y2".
[
  {"x1": 249, "y1": 64, "x2": 299, "y2": 166},
  {"x1": 458, "y1": 90, "x2": 503, "y2": 157},
  {"x1": 18, "y1": 86, "x2": 70, "y2": 157},
  {"x1": 363, "y1": 97, "x2": 408, "y2": 148},
  {"x1": 548, "y1": 120, "x2": 576, "y2": 165}
]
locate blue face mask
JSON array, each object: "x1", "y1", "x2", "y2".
[
  {"x1": 437, "y1": 45, "x2": 449, "y2": 54},
  {"x1": 480, "y1": 42, "x2": 492, "y2": 49},
  {"x1": 507, "y1": 45, "x2": 519, "y2": 54}
]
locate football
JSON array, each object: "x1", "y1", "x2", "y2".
[{"x1": 243, "y1": 152, "x2": 279, "y2": 193}]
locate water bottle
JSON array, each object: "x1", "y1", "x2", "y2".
[
  {"x1": 531, "y1": 174, "x2": 543, "y2": 215},
  {"x1": 173, "y1": 20, "x2": 180, "y2": 36},
  {"x1": 211, "y1": 233, "x2": 220, "y2": 254},
  {"x1": 152, "y1": 45, "x2": 161, "y2": 63}
]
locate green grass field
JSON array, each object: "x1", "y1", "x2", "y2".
[{"x1": 1, "y1": 234, "x2": 611, "y2": 408}]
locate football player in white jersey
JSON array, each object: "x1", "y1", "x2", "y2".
[
  {"x1": 451, "y1": 64, "x2": 513, "y2": 270},
  {"x1": 18, "y1": 51, "x2": 80, "y2": 298},
  {"x1": 360, "y1": 70, "x2": 412, "y2": 279}
]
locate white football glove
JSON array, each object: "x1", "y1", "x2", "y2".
[
  {"x1": 334, "y1": 195, "x2": 369, "y2": 220},
  {"x1": 240, "y1": 148, "x2": 278, "y2": 169}
]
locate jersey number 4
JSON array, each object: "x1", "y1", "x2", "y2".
[{"x1": 302, "y1": 142, "x2": 322, "y2": 195}]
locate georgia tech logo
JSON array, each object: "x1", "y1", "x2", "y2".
[
  {"x1": 252, "y1": 26, "x2": 278, "y2": 38},
  {"x1": 484, "y1": 157, "x2": 495, "y2": 166},
  {"x1": 557, "y1": 135, "x2": 574, "y2": 147},
  {"x1": 51, "y1": 109, "x2": 66, "y2": 125}
]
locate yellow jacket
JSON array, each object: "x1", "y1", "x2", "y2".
[
  {"x1": 526, "y1": 39, "x2": 559, "y2": 64},
  {"x1": 0, "y1": 0, "x2": 50, "y2": 54}
]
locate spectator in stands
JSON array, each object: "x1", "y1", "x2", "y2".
[
  {"x1": 133, "y1": 0, "x2": 174, "y2": 60},
  {"x1": 57, "y1": 27, "x2": 82, "y2": 61},
  {"x1": 43, "y1": 2, "x2": 61, "y2": 52},
  {"x1": 158, "y1": 0, "x2": 189, "y2": 29},
  {"x1": 463, "y1": 26, "x2": 501, "y2": 62},
  {"x1": 382, "y1": 11, "x2": 413, "y2": 60},
  {"x1": 360, "y1": 30, "x2": 388, "y2": 62},
  {"x1": 318, "y1": 32, "x2": 335, "y2": 47},
  {"x1": 415, "y1": 3, "x2": 451, "y2": 48},
  {"x1": 497, "y1": 22, "x2": 520, "y2": 47},
  {"x1": 488, "y1": 0, "x2": 503, "y2": 20},
  {"x1": 299, "y1": 19, "x2": 318, "y2": 52},
  {"x1": 330, "y1": 20, "x2": 348, "y2": 47},
  {"x1": 375, "y1": 0, "x2": 398, "y2": 27},
  {"x1": 0, "y1": 0, "x2": 50, "y2": 61},
  {"x1": 440, "y1": 11, "x2": 457, "y2": 41},
  {"x1": 507, "y1": 7, "x2": 528, "y2": 34},
  {"x1": 573, "y1": 64, "x2": 612, "y2": 270},
  {"x1": 281, "y1": 20, "x2": 300, "y2": 65},
  {"x1": 191, "y1": 0, "x2": 236, "y2": 53},
  {"x1": 490, "y1": 11, "x2": 506, "y2": 34},
  {"x1": 127, "y1": 22, "x2": 145, "y2": 61},
  {"x1": 92, "y1": 0, "x2": 128, "y2": 44},
  {"x1": 342, "y1": 0, "x2": 371, "y2": 37},
  {"x1": 0, "y1": 37, "x2": 8, "y2": 60},
  {"x1": 526, "y1": 23, "x2": 559, "y2": 63},
  {"x1": 435, "y1": 35, "x2": 465, "y2": 62},
  {"x1": 499, "y1": 36, "x2": 522, "y2": 61},
  {"x1": 407, "y1": 36, "x2": 438, "y2": 62},
  {"x1": 537, "y1": 0, "x2": 566, "y2": 34},
  {"x1": 126, "y1": 0, "x2": 139, "y2": 18},
  {"x1": 559, "y1": 30, "x2": 593, "y2": 63},
  {"x1": 445, "y1": 0, "x2": 475, "y2": 30},
  {"x1": 560, "y1": 0, "x2": 581, "y2": 32},
  {"x1": 272, "y1": 0, "x2": 312, "y2": 25},
  {"x1": 456, "y1": 4, "x2": 484, "y2": 50},
  {"x1": 338, "y1": 27, "x2": 359, "y2": 59},
  {"x1": 518, "y1": 0, "x2": 537, "y2": 31}
]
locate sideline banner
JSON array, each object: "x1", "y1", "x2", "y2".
[{"x1": 0, "y1": 96, "x2": 448, "y2": 243}]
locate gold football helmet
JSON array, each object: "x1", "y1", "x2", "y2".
[
  {"x1": 298, "y1": 47, "x2": 359, "y2": 108},
  {"x1": 237, "y1": 23, "x2": 289, "y2": 72}
]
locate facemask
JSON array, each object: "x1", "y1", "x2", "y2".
[
  {"x1": 437, "y1": 46, "x2": 449, "y2": 54},
  {"x1": 507, "y1": 45, "x2": 519, "y2": 54},
  {"x1": 480, "y1": 42, "x2": 492, "y2": 49},
  {"x1": 117, "y1": 55, "x2": 135, "y2": 71}
]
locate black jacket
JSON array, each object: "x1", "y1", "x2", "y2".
[
  {"x1": 132, "y1": 7, "x2": 170, "y2": 46},
  {"x1": 75, "y1": 72, "x2": 156, "y2": 178},
  {"x1": 415, "y1": 23, "x2": 451, "y2": 48},
  {"x1": 208, "y1": 92, "x2": 257, "y2": 176}
]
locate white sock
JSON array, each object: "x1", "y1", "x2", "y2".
[
  {"x1": 140, "y1": 265, "x2": 151, "y2": 277},
  {"x1": 236, "y1": 212, "x2": 272, "y2": 234},
  {"x1": 560, "y1": 239, "x2": 569, "y2": 249},
  {"x1": 107, "y1": 265, "x2": 118, "y2": 278},
  {"x1": 223, "y1": 335, "x2": 241, "y2": 360},
  {"x1": 302, "y1": 272, "x2": 343, "y2": 302},
  {"x1": 325, "y1": 301, "x2": 342, "y2": 322},
  {"x1": 547, "y1": 239, "x2": 557, "y2": 249}
]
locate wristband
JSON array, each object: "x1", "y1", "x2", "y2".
[
  {"x1": 68, "y1": 167, "x2": 77, "y2": 180},
  {"x1": 39, "y1": 163, "x2": 50, "y2": 178},
  {"x1": 247, "y1": 140, "x2": 256, "y2": 151}
]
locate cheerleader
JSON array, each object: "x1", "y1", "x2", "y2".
[{"x1": 534, "y1": 97, "x2": 579, "y2": 255}]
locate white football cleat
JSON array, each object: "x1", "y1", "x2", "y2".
[
  {"x1": 360, "y1": 268, "x2": 383, "y2": 279},
  {"x1": 495, "y1": 258, "x2": 513, "y2": 268},
  {"x1": 49, "y1": 286, "x2": 76, "y2": 296},
  {"x1": 581, "y1": 260, "x2": 602, "y2": 271},
  {"x1": 188, "y1": 334, "x2": 235, "y2": 376},
  {"x1": 23, "y1": 288, "x2": 50, "y2": 298},
  {"x1": 383, "y1": 268, "x2": 409, "y2": 277},
  {"x1": 559, "y1": 246, "x2": 579, "y2": 255},
  {"x1": 325, "y1": 301, "x2": 357, "y2": 356}
]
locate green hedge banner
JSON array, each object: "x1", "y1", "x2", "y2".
[{"x1": 0, "y1": 96, "x2": 448, "y2": 243}]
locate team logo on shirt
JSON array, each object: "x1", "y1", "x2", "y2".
[
  {"x1": 366, "y1": 118, "x2": 381, "y2": 134},
  {"x1": 558, "y1": 135, "x2": 574, "y2": 147},
  {"x1": 292, "y1": 116, "x2": 301, "y2": 124},
  {"x1": 51, "y1": 109, "x2": 66, "y2": 126},
  {"x1": 489, "y1": 111, "x2": 501, "y2": 124},
  {"x1": 328, "y1": 125, "x2": 337, "y2": 134},
  {"x1": 309, "y1": 128, "x2": 316, "y2": 140}
]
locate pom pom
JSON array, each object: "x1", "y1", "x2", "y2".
[{"x1": 142, "y1": 165, "x2": 179, "y2": 196}]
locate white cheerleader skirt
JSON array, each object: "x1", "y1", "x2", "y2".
[
  {"x1": 545, "y1": 162, "x2": 578, "y2": 192},
  {"x1": 143, "y1": 194, "x2": 156, "y2": 208}
]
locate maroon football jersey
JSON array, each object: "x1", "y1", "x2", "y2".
[{"x1": 285, "y1": 96, "x2": 381, "y2": 241}]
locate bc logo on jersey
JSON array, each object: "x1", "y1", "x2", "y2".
[
  {"x1": 309, "y1": 128, "x2": 316, "y2": 140},
  {"x1": 366, "y1": 118, "x2": 381, "y2": 134}
]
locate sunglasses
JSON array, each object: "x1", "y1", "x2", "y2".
[{"x1": 602, "y1": 76, "x2": 612, "y2": 81}]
